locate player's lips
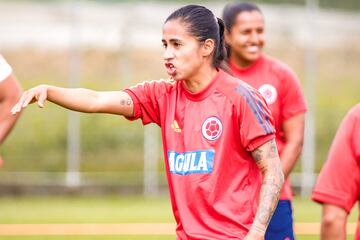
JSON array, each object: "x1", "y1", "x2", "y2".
[{"x1": 165, "y1": 62, "x2": 177, "y2": 76}]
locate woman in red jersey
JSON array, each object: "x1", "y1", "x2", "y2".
[
  {"x1": 222, "y1": 3, "x2": 307, "y2": 240},
  {"x1": 0, "y1": 55, "x2": 22, "y2": 166},
  {"x1": 11, "y1": 5, "x2": 284, "y2": 240},
  {"x1": 312, "y1": 104, "x2": 360, "y2": 240}
]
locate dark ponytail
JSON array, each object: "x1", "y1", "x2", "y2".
[
  {"x1": 214, "y1": 17, "x2": 227, "y2": 70},
  {"x1": 166, "y1": 5, "x2": 228, "y2": 70}
]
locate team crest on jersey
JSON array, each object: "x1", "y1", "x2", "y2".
[
  {"x1": 201, "y1": 116, "x2": 223, "y2": 141},
  {"x1": 258, "y1": 84, "x2": 277, "y2": 105},
  {"x1": 168, "y1": 149, "x2": 214, "y2": 175}
]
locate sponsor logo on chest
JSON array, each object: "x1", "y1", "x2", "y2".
[{"x1": 168, "y1": 149, "x2": 214, "y2": 175}]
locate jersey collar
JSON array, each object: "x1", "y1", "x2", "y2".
[
  {"x1": 181, "y1": 69, "x2": 225, "y2": 101},
  {"x1": 228, "y1": 54, "x2": 265, "y2": 75}
]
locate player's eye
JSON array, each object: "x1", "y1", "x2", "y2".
[
  {"x1": 173, "y1": 41, "x2": 182, "y2": 48},
  {"x1": 257, "y1": 28, "x2": 264, "y2": 34}
]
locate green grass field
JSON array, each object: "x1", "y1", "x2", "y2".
[{"x1": 0, "y1": 195, "x2": 357, "y2": 239}]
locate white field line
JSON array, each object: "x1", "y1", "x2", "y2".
[
  {"x1": 295, "y1": 223, "x2": 356, "y2": 234},
  {"x1": 0, "y1": 223, "x2": 175, "y2": 235},
  {"x1": 0, "y1": 223, "x2": 356, "y2": 235}
]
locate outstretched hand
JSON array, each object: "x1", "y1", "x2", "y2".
[{"x1": 11, "y1": 85, "x2": 48, "y2": 115}]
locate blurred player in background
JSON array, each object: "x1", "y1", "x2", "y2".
[
  {"x1": 312, "y1": 103, "x2": 360, "y2": 240},
  {"x1": 222, "y1": 3, "x2": 307, "y2": 239},
  {"x1": 0, "y1": 55, "x2": 22, "y2": 166},
  {"x1": 11, "y1": 5, "x2": 284, "y2": 240}
]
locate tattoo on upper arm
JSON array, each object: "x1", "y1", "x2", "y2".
[
  {"x1": 267, "y1": 139, "x2": 278, "y2": 158},
  {"x1": 252, "y1": 148, "x2": 263, "y2": 162},
  {"x1": 252, "y1": 139, "x2": 278, "y2": 163},
  {"x1": 120, "y1": 98, "x2": 132, "y2": 106}
]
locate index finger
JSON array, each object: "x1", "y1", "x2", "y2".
[
  {"x1": 11, "y1": 91, "x2": 28, "y2": 114},
  {"x1": 21, "y1": 90, "x2": 37, "y2": 108}
]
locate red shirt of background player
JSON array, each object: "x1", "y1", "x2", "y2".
[
  {"x1": 229, "y1": 55, "x2": 307, "y2": 200},
  {"x1": 312, "y1": 104, "x2": 360, "y2": 239}
]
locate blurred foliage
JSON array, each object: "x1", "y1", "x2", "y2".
[
  {"x1": 1, "y1": 44, "x2": 360, "y2": 177},
  {"x1": 266, "y1": 44, "x2": 360, "y2": 173},
  {"x1": 0, "y1": 1, "x2": 359, "y2": 190},
  {"x1": 0, "y1": 49, "x2": 165, "y2": 175},
  {"x1": 6, "y1": 0, "x2": 360, "y2": 11},
  {"x1": 319, "y1": 0, "x2": 360, "y2": 10}
]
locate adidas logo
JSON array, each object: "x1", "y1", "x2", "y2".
[{"x1": 171, "y1": 120, "x2": 181, "y2": 133}]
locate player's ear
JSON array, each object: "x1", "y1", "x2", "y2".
[{"x1": 202, "y1": 39, "x2": 215, "y2": 57}]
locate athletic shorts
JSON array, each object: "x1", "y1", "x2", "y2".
[{"x1": 265, "y1": 200, "x2": 294, "y2": 240}]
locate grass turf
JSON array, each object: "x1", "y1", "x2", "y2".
[{"x1": 0, "y1": 195, "x2": 357, "y2": 239}]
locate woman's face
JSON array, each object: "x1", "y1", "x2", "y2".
[
  {"x1": 226, "y1": 10, "x2": 265, "y2": 67},
  {"x1": 162, "y1": 19, "x2": 205, "y2": 81}
]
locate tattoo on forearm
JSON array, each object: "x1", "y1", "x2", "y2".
[
  {"x1": 256, "y1": 166, "x2": 283, "y2": 225},
  {"x1": 252, "y1": 139, "x2": 284, "y2": 228}
]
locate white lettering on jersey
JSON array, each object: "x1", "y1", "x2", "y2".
[{"x1": 168, "y1": 150, "x2": 214, "y2": 175}]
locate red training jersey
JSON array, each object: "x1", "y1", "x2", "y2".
[
  {"x1": 229, "y1": 55, "x2": 307, "y2": 200},
  {"x1": 124, "y1": 70, "x2": 275, "y2": 239},
  {"x1": 312, "y1": 104, "x2": 360, "y2": 239}
]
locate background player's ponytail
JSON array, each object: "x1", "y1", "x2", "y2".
[{"x1": 165, "y1": 5, "x2": 228, "y2": 71}]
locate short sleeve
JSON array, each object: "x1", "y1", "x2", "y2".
[
  {"x1": 352, "y1": 108, "x2": 360, "y2": 159},
  {"x1": 124, "y1": 80, "x2": 169, "y2": 126},
  {"x1": 0, "y1": 55, "x2": 13, "y2": 82},
  {"x1": 280, "y1": 66, "x2": 307, "y2": 120},
  {"x1": 235, "y1": 83, "x2": 276, "y2": 152},
  {"x1": 312, "y1": 107, "x2": 360, "y2": 213}
]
